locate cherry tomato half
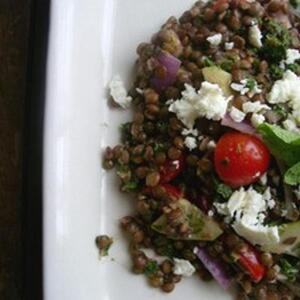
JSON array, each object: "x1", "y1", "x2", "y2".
[{"x1": 214, "y1": 132, "x2": 270, "y2": 188}]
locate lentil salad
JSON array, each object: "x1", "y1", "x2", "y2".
[{"x1": 103, "y1": 0, "x2": 300, "y2": 299}]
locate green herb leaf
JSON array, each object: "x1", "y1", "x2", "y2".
[
  {"x1": 245, "y1": 78, "x2": 256, "y2": 90},
  {"x1": 269, "y1": 64, "x2": 284, "y2": 80},
  {"x1": 261, "y1": 20, "x2": 292, "y2": 64},
  {"x1": 144, "y1": 260, "x2": 159, "y2": 276},
  {"x1": 273, "y1": 104, "x2": 288, "y2": 119},
  {"x1": 279, "y1": 258, "x2": 300, "y2": 282},
  {"x1": 257, "y1": 123, "x2": 300, "y2": 167},
  {"x1": 216, "y1": 183, "x2": 233, "y2": 199},
  {"x1": 203, "y1": 57, "x2": 215, "y2": 67},
  {"x1": 122, "y1": 180, "x2": 139, "y2": 192},
  {"x1": 284, "y1": 162, "x2": 300, "y2": 186}
]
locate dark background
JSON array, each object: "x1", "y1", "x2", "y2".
[{"x1": 0, "y1": 1, "x2": 45, "y2": 299}]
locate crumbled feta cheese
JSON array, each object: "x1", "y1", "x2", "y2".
[
  {"x1": 283, "y1": 116, "x2": 300, "y2": 134},
  {"x1": 136, "y1": 88, "x2": 144, "y2": 95},
  {"x1": 267, "y1": 70, "x2": 300, "y2": 126},
  {"x1": 251, "y1": 113, "x2": 265, "y2": 128},
  {"x1": 285, "y1": 49, "x2": 300, "y2": 65},
  {"x1": 215, "y1": 187, "x2": 280, "y2": 246},
  {"x1": 263, "y1": 187, "x2": 276, "y2": 209},
  {"x1": 169, "y1": 83, "x2": 230, "y2": 129},
  {"x1": 225, "y1": 42, "x2": 234, "y2": 50},
  {"x1": 109, "y1": 75, "x2": 132, "y2": 109},
  {"x1": 166, "y1": 99, "x2": 174, "y2": 106},
  {"x1": 207, "y1": 140, "x2": 216, "y2": 149},
  {"x1": 230, "y1": 107, "x2": 246, "y2": 123},
  {"x1": 208, "y1": 210, "x2": 214, "y2": 217},
  {"x1": 141, "y1": 248, "x2": 169, "y2": 264},
  {"x1": 231, "y1": 79, "x2": 262, "y2": 97},
  {"x1": 231, "y1": 82, "x2": 249, "y2": 95},
  {"x1": 207, "y1": 33, "x2": 222, "y2": 46},
  {"x1": 249, "y1": 24, "x2": 263, "y2": 48},
  {"x1": 173, "y1": 258, "x2": 196, "y2": 277},
  {"x1": 184, "y1": 136, "x2": 197, "y2": 151},
  {"x1": 182, "y1": 128, "x2": 199, "y2": 137},
  {"x1": 259, "y1": 173, "x2": 268, "y2": 185},
  {"x1": 243, "y1": 101, "x2": 270, "y2": 114}
]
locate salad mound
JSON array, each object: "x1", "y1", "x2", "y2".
[{"x1": 103, "y1": 0, "x2": 300, "y2": 298}]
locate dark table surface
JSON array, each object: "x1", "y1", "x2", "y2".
[{"x1": 0, "y1": 1, "x2": 39, "y2": 299}]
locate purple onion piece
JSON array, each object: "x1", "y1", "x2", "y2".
[
  {"x1": 195, "y1": 247, "x2": 232, "y2": 289},
  {"x1": 151, "y1": 51, "x2": 181, "y2": 92},
  {"x1": 221, "y1": 113, "x2": 256, "y2": 135}
]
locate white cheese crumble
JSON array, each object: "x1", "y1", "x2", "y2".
[
  {"x1": 267, "y1": 70, "x2": 300, "y2": 128},
  {"x1": 259, "y1": 173, "x2": 268, "y2": 185},
  {"x1": 207, "y1": 140, "x2": 216, "y2": 149},
  {"x1": 208, "y1": 210, "x2": 214, "y2": 217},
  {"x1": 251, "y1": 113, "x2": 265, "y2": 128},
  {"x1": 231, "y1": 79, "x2": 262, "y2": 97},
  {"x1": 109, "y1": 75, "x2": 132, "y2": 109},
  {"x1": 136, "y1": 88, "x2": 144, "y2": 95},
  {"x1": 173, "y1": 258, "x2": 196, "y2": 277},
  {"x1": 249, "y1": 24, "x2": 263, "y2": 48},
  {"x1": 242, "y1": 101, "x2": 270, "y2": 114},
  {"x1": 184, "y1": 136, "x2": 197, "y2": 151},
  {"x1": 283, "y1": 116, "x2": 300, "y2": 134},
  {"x1": 284, "y1": 49, "x2": 300, "y2": 65},
  {"x1": 225, "y1": 42, "x2": 234, "y2": 50},
  {"x1": 230, "y1": 107, "x2": 246, "y2": 123},
  {"x1": 207, "y1": 33, "x2": 222, "y2": 46},
  {"x1": 169, "y1": 82, "x2": 230, "y2": 129},
  {"x1": 267, "y1": 70, "x2": 300, "y2": 106},
  {"x1": 182, "y1": 128, "x2": 199, "y2": 136},
  {"x1": 215, "y1": 187, "x2": 280, "y2": 246}
]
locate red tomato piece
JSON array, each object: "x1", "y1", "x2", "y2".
[
  {"x1": 214, "y1": 132, "x2": 270, "y2": 188},
  {"x1": 160, "y1": 155, "x2": 186, "y2": 183},
  {"x1": 236, "y1": 244, "x2": 266, "y2": 282}
]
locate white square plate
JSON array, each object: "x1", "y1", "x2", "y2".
[{"x1": 44, "y1": 1, "x2": 234, "y2": 299}]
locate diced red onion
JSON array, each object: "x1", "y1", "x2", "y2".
[
  {"x1": 195, "y1": 247, "x2": 232, "y2": 289},
  {"x1": 151, "y1": 51, "x2": 181, "y2": 91},
  {"x1": 221, "y1": 113, "x2": 256, "y2": 135}
]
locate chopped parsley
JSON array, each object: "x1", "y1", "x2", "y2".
[
  {"x1": 213, "y1": 176, "x2": 233, "y2": 200},
  {"x1": 203, "y1": 57, "x2": 215, "y2": 67},
  {"x1": 219, "y1": 58, "x2": 235, "y2": 72},
  {"x1": 279, "y1": 257, "x2": 300, "y2": 282},
  {"x1": 245, "y1": 78, "x2": 256, "y2": 91},
  {"x1": 122, "y1": 179, "x2": 140, "y2": 192},
  {"x1": 216, "y1": 183, "x2": 233, "y2": 200},
  {"x1": 144, "y1": 260, "x2": 159, "y2": 276},
  {"x1": 261, "y1": 20, "x2": 292, "y2": 64},
  {"x1": 273, "y1": 104, "x2": 288, "y2": 119},
  {"x1": 269, "y1": 64, "x2": 284, "y2": 80}
]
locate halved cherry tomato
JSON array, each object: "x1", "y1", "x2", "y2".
[
  {"x1": 214, "y1": 132, "x2": 270, "y2": 188},
  {"x1": 235, "y1": 244, "x2": 266, "y2": 282},
  {"x1": 160, "y1": 154, "x2": 186, "y2": 183}
]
